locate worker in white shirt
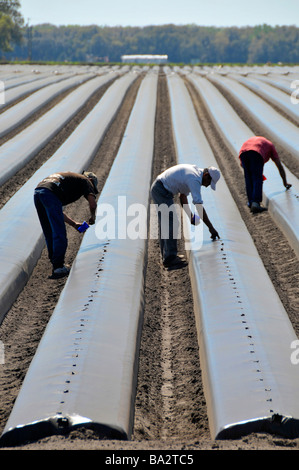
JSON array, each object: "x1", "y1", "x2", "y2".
[{"x1": 151, "y1": 164, "x2": 220, "y2": 268}]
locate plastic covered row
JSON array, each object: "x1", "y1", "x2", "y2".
[
  {"x1": 0, "y1": 70, "x2": 138, "y2": 325},
  {"x1": 227, "y1": 73, "x2": 299, "y2": 125},
  {"x1": 0, "y1": 70, "x2": 122, "y2": 186},
  {"x1": 207, "y1": 73, "x2": 299, "y2": 160},
  {"x1": 0, "y1": 70, "x2": 158, "y2": 446},
  {"x1": 166, "y1": 71, "x2": 299, "y2": 440},
  {"x1": 187, "y1": 73, "x2": 299, "y2": 258},
  {"x1": 1, "y1": 71, "x2": 73, "y2": 108},
  {"x1": 0, "y1": 72, "x2": 97, "y2": 137}
]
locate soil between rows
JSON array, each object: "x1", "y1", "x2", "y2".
[{"x1": 0, "y1": 70, "x2": 298, "y2": 451}]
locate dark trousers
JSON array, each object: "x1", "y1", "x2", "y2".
[
  {"x1": 240, "y1": 150, "x2": 264, "y2": 205},
  {"x1": 151, "y1": 179, "x2": 179, "y2": 263},
  {"x1": 34, "y1": 188, "x2": 67, "y2": 269}
]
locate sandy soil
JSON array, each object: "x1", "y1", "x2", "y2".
[{"x1": 0, "y1": 68, "x2": 298, "y2": 452}]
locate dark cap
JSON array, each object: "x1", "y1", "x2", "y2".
[{"x1": 83, "y1": 171, "x2": 98, "y2": 194}]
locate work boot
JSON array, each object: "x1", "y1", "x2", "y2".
[
  {"x1": 163, "y1": 255, "x2": 187, "y2": 270},
  {"x1": 49, "y1": 265, "x2": 70, "y2": 279},
  {"x1": 251, "y1": 202, "x2": 268, "y2": 214}
]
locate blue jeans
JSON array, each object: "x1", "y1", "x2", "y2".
[
  {"x1": 34, "y1": 188, "x2": 67, "y2": 269},
  {"x1": 240, "y1": 150, "x2": 264, "y2": 205},
  {"x1": 151, "y1": 179, "x2": 179, "y2": 263}
]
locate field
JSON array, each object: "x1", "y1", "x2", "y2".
[{"x1": 0, "y1": 63, "x2": 298, "y2": 451}]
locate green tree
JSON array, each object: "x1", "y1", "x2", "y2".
[{"x1": 0, "y1": 0, "x2": 24, "y2": 55}]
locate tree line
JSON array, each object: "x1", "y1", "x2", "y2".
[
  {"x1": 5, "y1": 23, "x2": 299, "y2": 64},
  {"x1": 0, "y1": 1, "x2": 298, "y2": 64}
]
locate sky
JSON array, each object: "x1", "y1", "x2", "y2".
[{"x1": 19, "y1": 0, "x2": 299, "y2": 28}]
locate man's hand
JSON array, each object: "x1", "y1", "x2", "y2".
[
  {"x1": 275, "y1": 160, "x2": 292, "y2": 191},
  {"x1": 191, "y1": 213, "x2": 200, "y2": 225},
  {"x1": 210, "y1": 228, "x2": 220, "y2": 240}
]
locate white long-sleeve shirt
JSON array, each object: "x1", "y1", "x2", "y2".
[{"x1": 158, "y1": 164, "x2": 204, "y2": 204}]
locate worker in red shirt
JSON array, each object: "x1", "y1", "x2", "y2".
[{"x1": 239, "y1": 136, "x2": 292, "y2": 213}]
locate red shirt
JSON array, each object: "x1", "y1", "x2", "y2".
[{"x1": 239, "y1": 136, "x2": 280, "y2": 164}]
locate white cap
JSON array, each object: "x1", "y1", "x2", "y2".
[{"x1": 208, "y1": 166, "x2": 220, "y2": 191}]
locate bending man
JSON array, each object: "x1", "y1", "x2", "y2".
[
  {"x1": 239, "y1": 136, "x2": 292, "y2": 213},
  {"x1": 34, "y1": 171, "x2": 98, "y2": 279},
  {"x1": 151, "y1": 164, "x2": 220, "y2": 268}
]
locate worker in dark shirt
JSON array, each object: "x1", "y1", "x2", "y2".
[{"x1": 34, "y1": 171, "x2": 98, "y2": 278}]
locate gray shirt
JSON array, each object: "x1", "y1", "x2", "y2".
[{"x1": 158, "y1": 164, "x2": 204, "y2": 204}]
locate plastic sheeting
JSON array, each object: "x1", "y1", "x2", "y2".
[
  {"x1": 187, "y1": 73, "x2": 299, "y2": 258},
  {"x1": 0, "y1": 73, "x2": 96, "y2": 137},
  {"x1": 1, "y1": 72, "x2": 53, "y2": 89},
  {"x1": 208, "y1": 73, "x2": 299, "y2": 160},
  {"x1": 0, "y1": 70, "x2": 138, "y2": 325},
  {"x1": 244, "y1": 73, "x2": 297, "y2": 95},
  {"x1": 1, "y1": 72, "x2": 73, "y2": 108},
  {"x1": 0, "y1": 71, "x2": 122, "y2": 186},
  {"x1": 227, "y1": 74, "x2": 299, "y2": 125},
  {"x1": 166, "y1": 72, "x2": 299, "y2": 440},
  {"x1": 0, "y1": 70, "x2": 158, "y2": 446}
]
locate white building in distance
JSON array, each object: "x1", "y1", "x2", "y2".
[{"x1": 121, "y1": 54, "x2": 168, "y2": 64}]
